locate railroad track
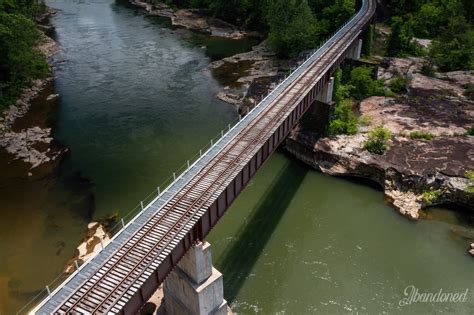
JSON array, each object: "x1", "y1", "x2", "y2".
[{"x1": 31, "y1": 0, "x2": 376, "y2": 313}]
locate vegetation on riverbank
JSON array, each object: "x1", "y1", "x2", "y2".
[
  {"x1": 0, "y1": 0, "x2": 49, "y2": 111},
  {"x1": 383, "y1": 0, "x2": 473, "y2": 71},
  {"x1": 328, "y1": 65, "x2": 390, "y2": 136},
  {"x1": 161, "y1": 0, "x2": 355, "y2": 57}
]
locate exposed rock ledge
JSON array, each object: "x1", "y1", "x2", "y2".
[
  {"x1": 129, "y1": 0, "x2": 252, "y2": 39},
  {"x1": 287, "y1": 60, "x2": 474, "y2": 220}
]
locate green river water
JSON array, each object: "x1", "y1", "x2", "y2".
[{"x1": 0, "y1": 0, "x2": 473, "y2": 314}]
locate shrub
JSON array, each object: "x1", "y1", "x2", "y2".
[
  {"x1": 421, "y1": 189, "x2": 441, "y2": 205},
  {"x1": 468, "y1": 126, "x2": 474, "y2": 136},
  {"x1": 389, "y1": 75, "x2": 409, "y2": 93},
  {"x1": 409, "y1": 131, "x2": 434, "y2": 140},
  {"x1": 364, "y1": 126, "x2": 392, "y2": 154},
  {"x1": 465, "y1": 84, "x2": 474, "y2": 101},
  {"x1": 420, "y1": 60, "x2": 435, "y2": 77},
  {"x1": 328, "y1": 99, "x2": 358, "y2": 135},
  {"x1": 348, "y1": 66, "x2": 386, "y2": 100}
]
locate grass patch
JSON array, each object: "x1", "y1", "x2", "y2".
[
  {"x1": 358, "y1": 115, "x2": 372, "y2": 126},
  {"x1": 409, "y1": 131, "x2": 434, "y2": 140},
  {"x1": 421, "y1": 189, "x2": 441, "y2": 206}
]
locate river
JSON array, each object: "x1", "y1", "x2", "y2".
[{"x1": 0, "y1": 0, "x2": 473, "y2": 314}]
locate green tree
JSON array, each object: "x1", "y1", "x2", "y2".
[
  {"x1": 267, "y1": 0, "x2": 320, "y2": 57},
  {"x1": 429, "y1": 17, "x2": 474, "y2": 71},
  {"x1": 386, "y1": 16, "x2": 422, "y2": 57},
  {"x1": 0, "y1": 0, "x2": 49, "y2": 109},
  {"x1": 347, "y1": 66, "x2": 385, "y2": 100}
]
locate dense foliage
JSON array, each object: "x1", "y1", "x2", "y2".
[
  {"x1": 328, "y1": 66, "x2": 389, "y2": 136},
  {"x1": 0, "y1": 0, "x2": 49, "y2": 110},
  {"x1": 384, "y1": 0, "x2": 473, "y2": 71}
]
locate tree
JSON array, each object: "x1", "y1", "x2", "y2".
[
  {"x1": 0, "y1": 1, "x2": 49, "y2": 109},
  {"x1": 347, "y1": 66, "x2": 385, "y2": 100},
  {"x1": 429, "y1": 17, "x2": 474, "y2": 71},
  {"x1": 267, "y1": 0, "x2": 320, "y2": 57},
  {"x1": 386, "y1": 16, "x2": 422, "y2": 57}
]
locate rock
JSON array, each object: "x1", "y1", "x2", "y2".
[
  {"x1": 46, "y1": 93, "x2": 59, "y2": 101},
  {"x1": 438, "y1": 71, "x2": 474, "y2": 88},
  {"x1": 413, "y1": 38, "x2": 432, "y2": 49},
  {"x1": 470, "y1": 243, "x2": 474, "y2": 249},
  {"x1": 409, "y1": 73, "x2": 465, "y2": 99},
  {"x1": 64, "y1": 222, "x2": 111, "y2": 273},
  {"x1": 0, "y1": 126, "x2": 62, "y2": 168},
  {"x1": 377, "y1": 57, "x2": 424, "y2": 81},
  {"x1": 359, "y1": 94, "x2": 473, "y2": 136},
  {"x1": 469, "y1": 249, "x2": 474, "y2": 257},
  {"x1": 130, "y1": 0, "x2": 252, "y2": 39}
]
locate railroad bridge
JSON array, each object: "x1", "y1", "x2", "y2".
[{"x1": 29, "y1": 0, "x2": 376, "y2": 313}]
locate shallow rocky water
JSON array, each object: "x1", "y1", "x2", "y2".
[{"x1": 0, "y1": 0, "x2": 473, "y2": 314}]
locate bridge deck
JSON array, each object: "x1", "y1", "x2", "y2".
[{"x1": 32, "y1": 0, "x2": 375, "y2": 313}]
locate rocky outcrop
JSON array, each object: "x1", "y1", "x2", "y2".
[
  {"x1": 208, "y1": 41, "x2": 278, "y2": 109},
  {"x1": 129, "y1": 0, "x2": 250, "y2": 39},
  {"x1": 64, "y1": 222, "x2": 111, "y2": 273},
  {"x1": 469, "y1": 243, "x2": 474, "y2": 257},
  {"x1": 0, "y1": 126, "x2": 64, "y2": 168},
  {"x1": 286, "y1": 65, "x2": 474, "y2": 220}
]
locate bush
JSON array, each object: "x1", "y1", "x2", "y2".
[
  {"x1": 389, "y1": 75, "x2": 409, "y2": 93},
  {"x1": 468, "y1": 126, "x2": 474, "y2": 136},
  {"x1": 409, "y1": 131, "x2": 434, "y2": 140},
  {"x1": 465, "y1": 84, "x2": 474, "y2": 101},
  {"x1": 420, "y1": 60, "x2": 436, "y2": 76},
  {"x1": 364, "y1": 126, "x2": 392, "y2": 154},
  {"x1": 328, "y1": 99, "x2": 358, "y2": 135},
  {"x1": 348, "y1": 66, "x2": 386, "y2": 100},
  {"x1": 422, "y1": 189, "x2": 441, "y2": 205}
]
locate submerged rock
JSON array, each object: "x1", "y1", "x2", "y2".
[{"x1": 64, "y1": 222, "x2": 111, "y2": 273}]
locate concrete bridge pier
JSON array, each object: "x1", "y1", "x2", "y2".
[
  {"x1": 350, "y1": 39, "x2": 363, "y2": 60},
  {"x1": 316, "y1": 76, "x2": 335, "y2": 104},
  {"x1": 163, "y1": 241, "x2": 228, "y2": 315}
]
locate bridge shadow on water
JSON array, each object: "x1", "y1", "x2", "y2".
[{"x1": 215, "y1": 153, "x2": 308, "y2": 303}]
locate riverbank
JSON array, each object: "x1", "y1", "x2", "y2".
[
  {"x1": 286, "y1": 57, "x2": 474, "y2": 222},
  {"x1": 128, "y1": 0, "x2": 258, "y2": 39},
  {"x1": 0, "y1": 9, "x2": 62, "y2": 171}
]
